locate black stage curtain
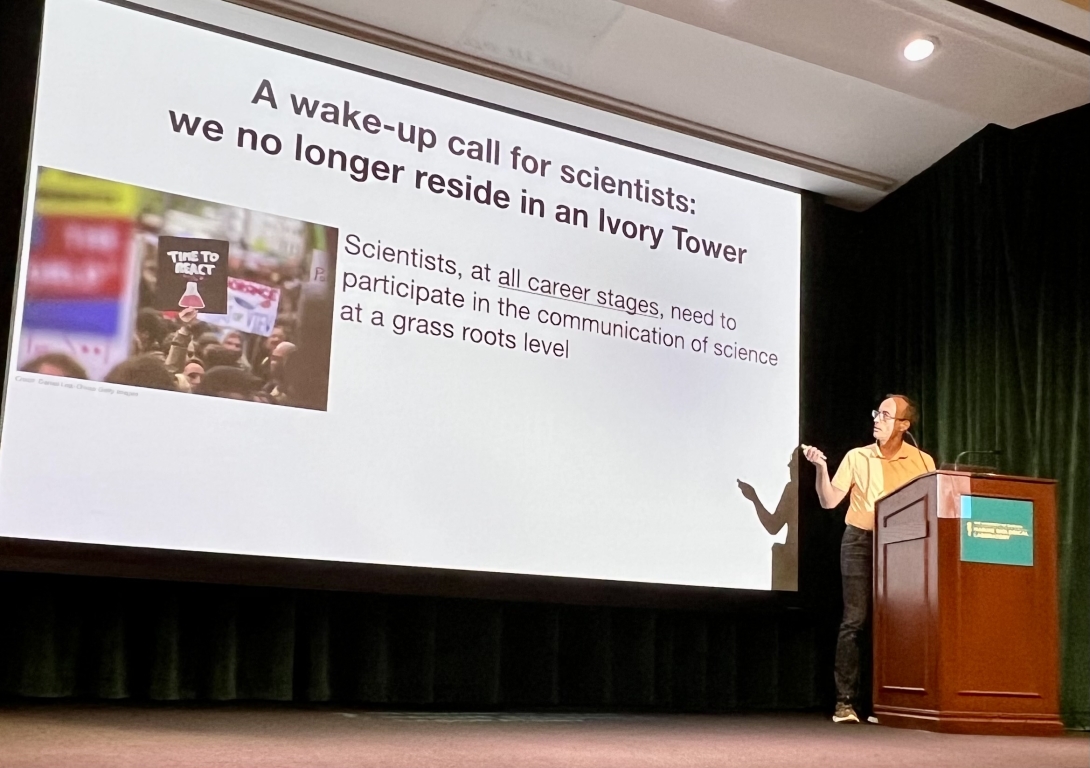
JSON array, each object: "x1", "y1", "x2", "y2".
[
  {"x1": 0, "y1": 572, "x2": 821, "y2": 710},
  {"x1": 806, "y1": 105, "x2": 1090, "y2": 727}
]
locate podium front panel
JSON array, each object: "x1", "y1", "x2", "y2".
[
  {"x1": 874, "y1": 471, "x2": 1062, "y2": 735},
  {"x1": 875, "y1": 483, "x2": 938, "y2": 711},
  {"x1": 937, "y1": 477, "x2": 1059, "y2": 724}
]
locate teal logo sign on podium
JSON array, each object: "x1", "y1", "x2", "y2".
[{"x1": 960, "y1": 496, "x2": 1034, "y2": 566}]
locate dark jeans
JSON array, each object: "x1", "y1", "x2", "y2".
[{"x1": 834, "y1": 524, "x2": 873, "y2": 705}]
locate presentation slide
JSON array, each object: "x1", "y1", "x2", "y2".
[{"x1": 0, "y1": 0, "x2": 800, "y2": 591}]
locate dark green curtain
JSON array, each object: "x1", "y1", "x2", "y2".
[{"x1": 808, "y1": 106, "x2": 1090, "y2": 727}]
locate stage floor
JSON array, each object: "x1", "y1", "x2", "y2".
[{"x1": 0, "y1": 705, "x2": 1086, "y2": 767}]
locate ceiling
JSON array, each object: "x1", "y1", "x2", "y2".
[{"x1": 234, "y1": 0, "x2": 1089, "y2": 208}]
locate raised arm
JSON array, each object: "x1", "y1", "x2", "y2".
[
  {"x1": 802, "y1": 445, "x2": 847, "y2": 509},
  {"x1": 738, "y1": 480, "x2": 777, "y2": 534}
]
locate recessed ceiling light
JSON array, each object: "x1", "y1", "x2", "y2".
[{"x1": 904, "y1": 37, "x2": 937, "y2": 62}]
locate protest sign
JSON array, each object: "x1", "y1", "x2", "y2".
[
  {"x1": 155, "y1": 236, "x2": 229, "y2": 313},
  {"x1": 199, "y1": 277, "x2": 281, "y2": 337}
]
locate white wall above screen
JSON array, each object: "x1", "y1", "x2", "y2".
[
  {"x1": 138, "y1": 0, "x2": 878, "y2": 203},
  {"x1": 243, "y1": 0, "x2": 1090, "y2": 209}
]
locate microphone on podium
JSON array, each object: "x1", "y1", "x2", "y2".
[{"x1": 947, "y1": 448, "x2": 1003, "y2": 472}]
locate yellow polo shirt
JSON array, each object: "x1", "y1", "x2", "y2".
[{"x1": 831, "y1": 442, "x2": 936, "y2": 531}]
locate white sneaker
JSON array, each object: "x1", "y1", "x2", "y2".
[
  {"x1": 867, "y1": 715, "x2": 879, "y2": 724},
  {"x1": 833, "y1": 703, "x2": 860, "y2": 723}
]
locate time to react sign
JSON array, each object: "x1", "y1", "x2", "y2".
[{"x1": 960, "y1": 496, "x2": 1034, "y2": 567}]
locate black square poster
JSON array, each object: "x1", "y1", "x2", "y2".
[{"x1": 155, "y1": 236, "x2": 229, "y2": 314}]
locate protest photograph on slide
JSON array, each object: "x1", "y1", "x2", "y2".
[{"x1": 15, "y1": 167, "x2": 338, "y2": 410}]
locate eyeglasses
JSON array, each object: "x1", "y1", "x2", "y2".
[{"x1": 872, "y1": 410, "x2": 902, "y2": 423}]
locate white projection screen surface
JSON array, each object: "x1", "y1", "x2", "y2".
[{"x1": 0, "y1": 0, "x2": 801, "y2": 592}]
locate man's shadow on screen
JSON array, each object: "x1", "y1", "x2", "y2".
[{"x1": 737, "y1": 452, "x2": 799, "y2": 591}]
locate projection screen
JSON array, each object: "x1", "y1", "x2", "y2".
[{"x1": 0, "y1": 0, "x2": 801, "y2": 592}]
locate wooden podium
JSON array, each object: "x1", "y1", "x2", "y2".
[{"x1": 873, "y1": 471, "x2": 1063, "y2": 735}]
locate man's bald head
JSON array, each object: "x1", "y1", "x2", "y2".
[
  {"x1": 886, "y1": 394, "x2": 918, "y2": 428},
  {"x1": 269, "y1": 341, "x2": 296, "y2": 378},
  {"x1": 873, "y1": 394, "x2": 915, "y2": 444}
]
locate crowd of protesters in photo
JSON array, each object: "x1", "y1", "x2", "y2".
[{"x1": 22, "y1": 308, "x2": 302, "y2": 406}]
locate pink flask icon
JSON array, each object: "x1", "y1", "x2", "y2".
[{"x1": 179, "y1": 281, "x2": 205, "y2": 309}]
